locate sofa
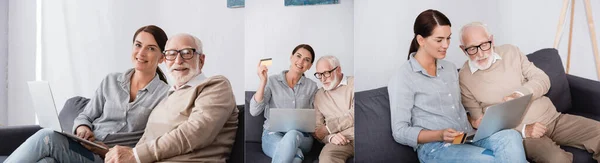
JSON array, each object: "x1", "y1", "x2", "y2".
[
  {"x1": 355, "y1": 48, "x2": 600, "y2": 163},
  {"x1": 0, "y1": 96, "x2": 246, "y2": 163},
  {"x1": 244, "y1": 91, "x2": 354, "y2": 163}
]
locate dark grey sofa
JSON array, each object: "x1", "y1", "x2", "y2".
[
  {"x1": 355, "y1": 48, "x2": 600, "y2": 163},
  {"x1": 0, "y1": 96, "x2": 245, "y2": 163},
  {"x1": 244, "y1": 91, "x2": 354, "y2": 163}
]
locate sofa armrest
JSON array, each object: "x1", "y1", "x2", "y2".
[
  {"x1": 567, "y1": 74, "x2": 600, "y2": 116},
  {"x1": 0, "y1": 125, "x2": 42, "y2": 156}
]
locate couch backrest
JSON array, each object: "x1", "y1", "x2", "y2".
[
  {"x1": 354, "y1": 87, "x2": 419, "y2": 163},
  {"x1": 526, "y1": 48, "x2": 572, "y2": 112},
  {"x1": 228, "y1": 105, "x2": 245, "y2": 163},
  {"x1": 244, "y1": 91, "x2": 265, "y2": 143},
  {"x1": 59, "y1": 96, "x2": 90, "y2": 134}
]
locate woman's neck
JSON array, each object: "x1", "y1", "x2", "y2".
[
  {"x1": 414, "y1": 50, "x2": 437, "y2": 68},
  {"x1": 285, "y1": 70, "x2": 302, "y2": 89},
  {"x1": 414, "y1": 50, "x2": 438, "y2": 76},
  {"x1": 130, "y1": 69, "x2": 156, "y2": 90}
]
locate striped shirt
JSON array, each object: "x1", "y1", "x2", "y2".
[
  {"x1": 250, "y1": 70, "x2": 318, "y2": 129},
  {"x1": 388, "y1": 53, "x2": 474, "y2": 149},
  {"x1": 73, "y1": 68, "x2": 169, "y2": 147}
]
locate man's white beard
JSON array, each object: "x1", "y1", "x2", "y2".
[
  {"x1": 469, "y1": 49, "x2": 495, "y2": 71},
  {"x1": 170, "y1": 62, "x2": 200, "y2": 86},
  {"x1": 323, "y1": 73, "x2": 339, "y2": 91}
]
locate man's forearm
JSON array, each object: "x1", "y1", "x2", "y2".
[{"x1": 314, "y1": 126, "x2": 329, "y2": 141}]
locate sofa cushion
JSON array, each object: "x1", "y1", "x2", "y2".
[
  {"x1": 59, "y1": 96, "x2": 90, "y2": 134},
  {"x1": 245, "y1": 91, "x2": 266, "y2": 143},
  {"x1": 227, "y1": 105, "x2": 245, "y2": 163},
  {"x1": 245, "y1": 142, "x2": 271, "y2": 162},
  {"x1": 0, "y1": 125, "x2": 42, "y2": 156},
  {"x1": 562, "y1": 146, "x2": 596, "y2": 163},
  {"x1": 526, "y1": 48, "x2": 572, "y2": 113},
  {"x1": 355, "y1": 87, "x2": 419, "y2": 163}
]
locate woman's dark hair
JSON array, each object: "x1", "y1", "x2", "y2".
[
  {"x1": 408, "y1": 9, "x2": 451, "y2": 60},
  {"x1": 133, "y1": 25, "x2": 169, "y2": 84},
  {"x1": 291, "y1": 44, "x2": 315, "y2": 76},
  {"x1": 292, "y1": 44, "x2": 316, "y2": 64}
]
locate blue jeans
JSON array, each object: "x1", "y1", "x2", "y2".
[
  {"x1": 4, "y1": 128, "x2": 103, "y2": 163},
  {"x1": 262, "y1": 129, "x2": 313, "y2": 163},
  {"x1": 417, "y1": 129, "x2": 527, "y2": 163}
]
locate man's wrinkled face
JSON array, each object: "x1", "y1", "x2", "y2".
[{"x1": 461, "y1": 26, "x2": 495, "y2": 70}]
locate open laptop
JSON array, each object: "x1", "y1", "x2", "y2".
[
  {"x1": 459, "y1": 93, "x2": 533, "y2": 143},
  {"x1": 27, "y1": 81, "x2": 109, "y2": 151},
  {"x1": 268, "y1": 108, "x2": 316, "y2": 133}
]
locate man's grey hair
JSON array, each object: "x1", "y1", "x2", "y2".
[
  {"x1": 317, "y1": 55, "x2": 340, "y2": 68},
  {"x1": 459, "y1": 22, "x2": 491, "y2": 45},
  {"x1": 170, "y1": 33, "x2": 204, "y2": 54}
]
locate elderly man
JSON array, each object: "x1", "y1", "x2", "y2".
[
  {"x1": 104, "y1": 33, "x2": 239, "y2": 163},
  {"x1": 458, "y1": 22, "x2": 600, "y2": 162},
  {"x1": 312, "y1": 55, "x2": 354, "y2": 163}
]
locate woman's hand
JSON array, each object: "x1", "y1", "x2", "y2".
[
  {"x1": 75, "y1": 125, "x2": 95, "y2": 142},
  {"x1": 254, "y1": 61, "x2": 270, "y2": 103},
  {"x1": 440, "y1": 128, "x2": 463, "y2": 143},
  {"x1": 257, "y1": 61, "x2": 269, "y2": 85}
]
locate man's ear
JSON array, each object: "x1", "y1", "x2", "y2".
[{"x1": 199, "y1": 54, "x2": 206, "y2": 66}]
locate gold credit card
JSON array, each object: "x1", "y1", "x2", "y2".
[
  {"x1": 260, "y1": 58, "x2": 272, "y2": 66},
  {"x1": 452, "y1": 133, "x2": 467, "y2": 144}
]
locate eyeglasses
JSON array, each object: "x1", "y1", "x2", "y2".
[
  {"x1": 314, "y1": 66, "x2": 338, "y2": 79},
  {"x1": 464, "y1": 41, "x2": 492, "y2": 55},
  {"x1": 163, "y1": 48, "x2": 199, "y2": 61}
]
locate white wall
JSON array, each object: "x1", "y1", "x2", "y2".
[
  {"x1": 0, "y1": 0, "x2": 8, "y2": 125},
  {"x1": 40, "y1": 0, "x2": 245, "y2": 117},
  {"x1": 5, "y1": 0, "x2": 244, "y2": 125},
  {"x1": 156, "y1": 0, "x2": 245, "y2": 104},
  {"x1": 245, "y1": 0, "x2": 354, "y2": 91},
  {"x1": 7, "y1": 0, "x2": 36, "y2": 125},
  {"x1": 355, "y1": 0, "x2": 600, "y2": 91}
]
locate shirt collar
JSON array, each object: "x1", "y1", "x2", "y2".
[
  {"x1": 336, "y1": 74, "x2": 348, "y2": 88},
  {"x1": 468, "y1": 53, "x2": 502, "y2": 74},
  {"x1": 277, "y1": 70, "x2": 305, "y2": 85},
  {"x1": 117, "y1": 68, "x2": 162, "y2": 93},
  {"x1": 408, "y1": 52, "x2": 444, "y2": 77},
  {"x1": 170, "y1": 73, "x2": 207, "y2": 91}
]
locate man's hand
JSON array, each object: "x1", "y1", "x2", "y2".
[
  {"x1": 468, "y1": 116, "x2": 483, "y2": 129},
  {"x1": 105, "y1": 145, "x2": 136, "y2": 163},
  {"x1": 503, "y1": 92, "x2": 524, "y2": 102},
  {"x1": 440, "y1": 128, "x2": 463, "y2": 143},
  {"x1": 314, "y1": 126, "x2": 329, "y2": 141},
  {"x1": 81, "y1": 141, "x2": 109, "y2": 157},
  {"x1": 330, "y1": 133, "x2": 350, "y2": 145},
  {"x1": 75, "y1": 125, "x2": 95, "y2": 142},
  {"x1": 525, "y1": 122, "x2": 547, "y2": 138}
]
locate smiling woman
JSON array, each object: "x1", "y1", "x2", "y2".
[
  {"x1": 131, "y1": 25, "x2": 169, "y2": 86},
  {"x1": 3, "y1": 25, "x2": 171, "y2": 163},
  {"x1": 249, "y1": 43, "x2": 319, "y2": 163}
]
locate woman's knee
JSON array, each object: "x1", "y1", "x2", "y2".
[
  {"x1": 282, "y1": 130, "x2": 303, "y2": 143},
  {"x1": 32, "y1": 128, "x2": 58, "y2": 140},
  {"x1": 496, "y1": 129, "x2": 522, "y2": 141}
]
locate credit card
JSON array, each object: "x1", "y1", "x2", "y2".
[
  {"x1": 452, "y1": 133, "x2": 467, "y2": 144},
  {"x1": 260, "y1": 58, "x2": 272, "y2": 66}
]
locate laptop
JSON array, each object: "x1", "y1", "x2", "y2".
[
  {"x1": 267, "y1": 108, "x2": 316, "y2": 133},
  {"x1": 27, "y1": 81, "x2": 109, "y2": 151},
  {"x1": 459, "y1": 93, "x2": 532, "y2": 143}
]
